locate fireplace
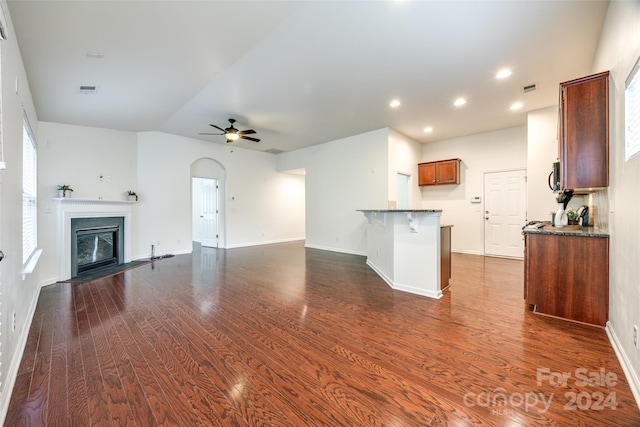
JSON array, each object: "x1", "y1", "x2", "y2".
[
  {"x1": 54, "y1": 198, "x2": 134, "y2": 281},
  {"x1": 71, "y1": 217, "x2": 124, "y2": 277}
]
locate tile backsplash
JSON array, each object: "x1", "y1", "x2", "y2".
[{"x1": 590, "y1": 188, "x2": 609, "y2": 232}]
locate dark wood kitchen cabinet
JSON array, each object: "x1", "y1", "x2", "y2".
[
  {"x1": 559, "y1": 71, "x2": 609, "y2": 190},
  {"x1": 524, "y1": 230, "x2": 609, "y2": 327},
  {"x1": 418, "y1": 158, "x2": 460, "y2": 186}
]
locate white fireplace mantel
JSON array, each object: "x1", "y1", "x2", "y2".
[{"x1": 54, "y1": 198, "x2": 135, "y2": 281}]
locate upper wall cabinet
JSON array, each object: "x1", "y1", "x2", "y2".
[
  {"x1": 418, "y1": 159, "x2": 460, "y2": 186},
  {"x1": 559, "y1": 71, "x2": 609, "y2": 190}
]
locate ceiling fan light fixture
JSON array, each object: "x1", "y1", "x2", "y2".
[
  {"x1": 206, "y1": 118, "x2": 260, "y2": 143},
  {"x1": 225, "y1": 131, "x2": 239, "y2": 141}
]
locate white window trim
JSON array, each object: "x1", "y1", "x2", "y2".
[{"x1": 625, "y1": 56, "x2": 640, "y2": 161}]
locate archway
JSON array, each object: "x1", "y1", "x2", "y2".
[{"x1": 190, "y1": 158, "x2": 226, "y2": 248}]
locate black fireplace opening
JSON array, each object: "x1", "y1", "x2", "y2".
[
  {"x1": 76, "y1": 227, "x2": 118, "y2": 273},
  {"x1": 71, "y1": 217, "x2": 124, "y2": 278}
]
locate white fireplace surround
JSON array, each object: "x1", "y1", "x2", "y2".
[{"x1": 54, "y1": 198, "x2": 135, "y2": 281}]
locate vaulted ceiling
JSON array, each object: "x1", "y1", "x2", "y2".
[{"x1": 8, "y1": 1, "x2": 609, "y2": 153}]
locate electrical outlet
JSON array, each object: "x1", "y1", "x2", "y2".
[
  {"x1": 12, "y1": 312, "x2": 16, "y2": 331},
  {"x1": 634, "y1": 325, "x2": 639, "y2": 350}
]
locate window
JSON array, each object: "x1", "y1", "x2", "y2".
[
  {"x1": 22, "y1": 117, "x2": 37, "y2": 264},
  {"x1": 625, "y1": 56, "x2": 640, "y2": 160}
]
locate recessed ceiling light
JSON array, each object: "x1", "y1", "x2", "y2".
[
  {"x1": 510, "y1": 102, "x2": 523, "y2": 110},
  {"x1": 390, "y1": 99, "x2": 401, "y2": 108},
  {"x1": 454, "y1": 98, "x2": 466, "y2": 107},
  {"x1": 424, "y1": 127, "x2": 433, "y2": 133},
  {"x1": 496, "y1": 68, "x2": 512, "y2": 79}
]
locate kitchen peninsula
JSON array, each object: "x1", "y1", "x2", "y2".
[{"x1": 358, "y1": 209, "x2": 450, "y2": 299}]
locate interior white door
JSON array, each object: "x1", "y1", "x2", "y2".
[
  {"x1": 484, "y1": 169, "x2": 527, "y2": 258},
  {"x1": 200, "y1": 178, "x2": 218, "y2": 248}
]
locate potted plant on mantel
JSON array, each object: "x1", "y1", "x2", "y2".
[
  {"x1": 57, "y1": 185, "x2": 73, "y2": 198},
  {"x1": 127, "y1": 191, "x2": 138, "y2": 201}
]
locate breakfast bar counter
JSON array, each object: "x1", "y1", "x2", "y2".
[{"x1": 358, "y1": 209, "x2": 448, "y2": 299}]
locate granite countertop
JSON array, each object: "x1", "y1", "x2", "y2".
[
  {"x1": 522, "y1": 223, "x2": 609, "y2": 238},
  {"x1": 357, "y1": 209, "x2": 443, "y2": 213}
]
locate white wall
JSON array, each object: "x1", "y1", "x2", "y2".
[
  {"x1": 278, "y1": 128, "x2": 389, "y2": 255},
  {"x1": 0, "y1": 2, "x2": 43, "y2": 422},
  {"x1": 388, "y1": 129, "x2": 422, "y2": 209},
  {"x1": 591, "y1": 0, "x2": 640, "y2": 405},
  {"x1": 420, "y1": 126, "x2": 527, "y2": 254},
  {"x1": 37, "y1": 122, "x2": 138, "y2": 283},
  {"x1": 526, "y1": 106, "x2": 589, "y2": 223},
  {"x1": 527, "y1": 107, "x2": 561, "y2": 221},
  {"x1": 137, "y1": 132, "x2": 305, "y2": 256}
]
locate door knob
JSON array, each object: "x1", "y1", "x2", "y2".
[{"x1": 0, "y1": 250, "x2": 4, "y2": 262}]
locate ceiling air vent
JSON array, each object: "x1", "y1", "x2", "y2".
[
  {"x1": 79, "y1": 85, "x2": 98, "y2": 94},
  {"x1": 264, "y1": 148, "x2": 284, "y2": 155},
  {"x1": 522, "y1": 83, "x2": 537, "y2": 93}
]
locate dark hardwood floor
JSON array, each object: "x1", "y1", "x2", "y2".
[{"x1": 5, "y1": 241, "x2": 640, "y2": 426}]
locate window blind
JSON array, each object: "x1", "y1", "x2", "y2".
[{"x1": 22, "y1": 117, "x2": 37, "y2": 264}]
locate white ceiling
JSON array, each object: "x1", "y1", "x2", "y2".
[{"x1": 8, "y1": 0, "x2": 609, "y2": 153}]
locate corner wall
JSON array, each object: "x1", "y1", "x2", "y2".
[
  {"x1": 278, "y1": 128, "x2": 389, "y2": 255},
  {"x1": 388, "y1": 129, "x2": 422, "y2": 209}
]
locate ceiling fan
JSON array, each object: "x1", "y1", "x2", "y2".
[{"x1": 200, "y1": 118, "x2": 260, "y2": 143}]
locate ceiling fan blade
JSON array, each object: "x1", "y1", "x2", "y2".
[
  {"x1": 241, "y1": 136, "x2": 260, "y2": 142},
  {"x1": 199, "y1": 132, "x2": 223, "y2": 135},
  {"x1": 209, "y1": 124, "x2": 226, "y2": 132},
  {"x1": 238, "y1": 129, "x2": 256, "y2": 135}
]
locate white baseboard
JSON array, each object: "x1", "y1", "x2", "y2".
[
  {"x1": 304, "y1": 244, "x2": 366, "y2": 257},
  {"x1": 366, "y1": 260, "x2": 442, "y2": 299},
  {"x1": 606, "y1": 322, "x2": 640, "y2": 410},
  {"x1": 40, "y1": 277, "x2": 58, "y2": 287},
  {"x1": 0, "y1": 286, "x2": 42, "y2": 426},
  {"x1": 225, "y1": 237, "x2": 305, "y2": 250}
]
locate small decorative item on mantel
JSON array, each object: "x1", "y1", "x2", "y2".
[
  {"x1": 127, "y1": 191, "x2": 138, "y2": 201},
  {"x1": 57, "y1": 185, "x2": 73, "y2": 198}
]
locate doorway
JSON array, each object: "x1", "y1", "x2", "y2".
[
  {"x1": 396, "y1": 172, "x2": 411, "y2": 209},
  {"x1": 192, "y1": 177, "x2": 219, "y2": 248},
  {"x1": 483, "y1": 169, "x2": 527, "y2": 258},
  {"x1": 191, "y1": 157, "x2": 226, "y2": 249}
]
